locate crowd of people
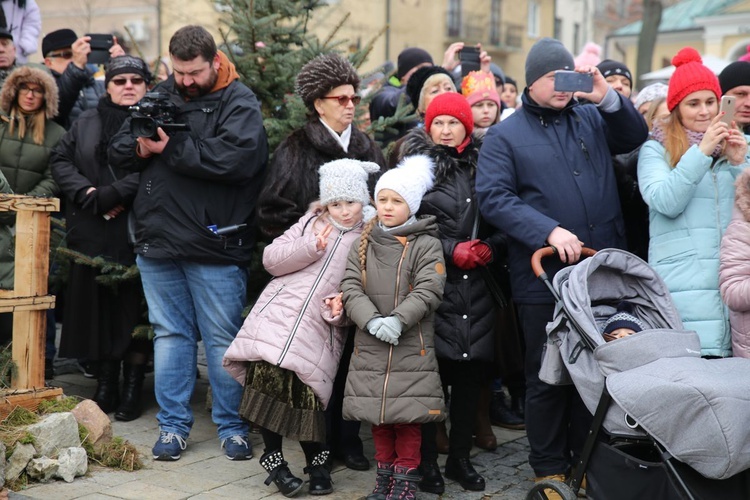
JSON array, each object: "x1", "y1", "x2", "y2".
[{"x1": 0, "y1": 10, "x2": 748, "y2": 500}]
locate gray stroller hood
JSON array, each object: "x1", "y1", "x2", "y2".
[{"x1": 540, "y1": 248, "x2": 750, "y2": 479}]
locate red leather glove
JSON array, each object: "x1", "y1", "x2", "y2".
[
  {"x1": 453, "y1": 240, "x2": 483, "y2": 270},
  {"x1": 471, "y1": 241, "x2": 493, "y2": 266}
]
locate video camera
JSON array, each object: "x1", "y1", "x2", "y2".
[{"x1": 129, "y1": 92, "x2": 190, "y2": 140}]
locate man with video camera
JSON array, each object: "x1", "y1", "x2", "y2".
[{"x1": 109, "y1": 25, "x2": 268, "y2": 463}]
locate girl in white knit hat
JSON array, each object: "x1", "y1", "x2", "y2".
[{"x1": 223, "y1": 158, "x2": 379, "y2": 497}]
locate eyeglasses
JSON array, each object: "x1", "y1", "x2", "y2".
[
  {"x1": 320, "y1": 95, "x2": 361, "y2": 106},
  {"x1": 18, "y1": 84, "x2": 44, "y2": 97},
  {"x1": 110, "y1": 77, "x2": 146, "y2": 86},
  {"x1": 47, "y1": 50, "x2": 73, "y2": 60}
]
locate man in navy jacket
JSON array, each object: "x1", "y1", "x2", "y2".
[{"x1": 476, "y1": 38, "x2": 648, "y2": 487}]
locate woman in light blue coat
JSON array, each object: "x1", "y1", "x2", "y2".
[{"x1": 638, "y1": 48, "x2": 749, "y2": 357}]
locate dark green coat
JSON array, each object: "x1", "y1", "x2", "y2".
[{"x1": 341, "y1": 216, "x2": 447, "y2": 425}]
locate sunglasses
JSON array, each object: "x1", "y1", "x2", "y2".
[
  {"x1": 110, "y1": 77, "x2": 146, "y2": 86},
  {"x1": 320, "y1": 95, "x2": 361, "y2": 106},
  {"x1": 18, "y1": 84, "x2": 44, "y2": 97},
  {"x1": 47, "y1": 50, "x2": 73, "y2": 60}
]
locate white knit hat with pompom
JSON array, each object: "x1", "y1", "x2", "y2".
[{"x1": 374, "y1": 155, "x2": 435, "y2": 215}]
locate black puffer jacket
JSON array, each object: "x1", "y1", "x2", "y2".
[
  {"x1": 256, "y1": 118, "x2": 385, "y2": 239},
  {"x1": 52, "y1": 63, "x2": 105, "y2": 130},
  {"x1": 396, "y1": 129, "x2": 505, "y2": 362}
]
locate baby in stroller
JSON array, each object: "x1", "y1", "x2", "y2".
[{"x1": 601, "y1": 301, "x2": 646, "y2": 342}]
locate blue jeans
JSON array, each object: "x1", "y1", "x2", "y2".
[{"x1": 137, "y1": 255, "x2": 249, "y2": 441}]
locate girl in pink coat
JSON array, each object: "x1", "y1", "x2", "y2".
[{"x1": 223, "y1": 158, "x2": 379, "y2": 497}]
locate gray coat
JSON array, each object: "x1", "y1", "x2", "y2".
[{"x1": 341, "y1": 216, "x2": 447, "y2": 425}]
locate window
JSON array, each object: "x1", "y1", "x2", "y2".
[
  {"x1": 573, "y1": 23, "x2": 580, "y2": 54},
  {"x1": 528, "y1": 1, "x2": 540, "y2": 37},
  {"x1": 447, "y1": 0, "x2": 462, "y2": 38},
  {"x1": 490, "y1": 0, "x2": 502, "y2": 45},
  {"x1": 554, "y1": 17, "x2": 562, "y2": 40}
]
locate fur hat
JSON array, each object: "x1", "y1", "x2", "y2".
[
  {"x1": 667, "y1": 47, "x2": 721, "y2": 112},
  {"x1": 406, "y1": 65, "x2": 453, "y2": 111},
  {"x1": 719, "y1": 61, "x2": 750, "y2": 95},
  {"x1": 105, "y1": 55, "x2": 152, "y2": 87},
  {"x1": 319, "y1": 159, "x2": 380, "y2": 206},
  {"x1": 525, "y1": 38, "x2": 574, "y2": 86},
  {"x1": 603, "y1": 301, "x2": 646, "y2": 336},
  {"x1": 633, "y1": 82, "x2": 668, "y2": 111},
  {"x1": 597, "y1": 59, "x2": 633, "y2": 86},
  {"x1": 375, "y1": 154, "x2": 435, "y2": 215},
  {"x1": 42, "y1": 28, "x2": 76, "y2": 57},
  {"x1": 295, "y1": 53, "x2": 360, "y2": 111},
  {"x1": 397, "y1": 47, "x2": 433, "y2": 80},
  {"x1": 1, "y1": 66, "x2": 58, "y2": 118},
  {"x1": 462, "y1": 70, "x2": 500, "y2": 107},
  {"x1": 574, "y1": 42, "x2": 602, "y2": 68},
  {"x1": 424, "y1": 91, "x2": 474, "y2": 137}
]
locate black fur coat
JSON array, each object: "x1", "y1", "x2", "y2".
[{"x1": 256, "y1": 119, "x2": 385, "y2": 239}]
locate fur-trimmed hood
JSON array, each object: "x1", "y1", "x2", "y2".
[
  {"x1": 735, "y1": 168, "x2": 750, "y2": 222},
  {"x1": 1, "y1": 66, "x2": 59, "y2": 118},
  {"x1": 399, "y1": 128, "x2": 482, "y2": 184}
]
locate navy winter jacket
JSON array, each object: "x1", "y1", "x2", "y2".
[{"x1": 476, "y1": 90, "x2": 648, "y2": 304}]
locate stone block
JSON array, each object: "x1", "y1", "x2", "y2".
[
  {"x1": 26, "y1": 412, "x2": 81, "y2": 458},
  {"x1": 71, "y1": 399, "x2": 113, "y2": 449},
  {"x1": 56, "y1": 447, "x2": 88, "y2": 483},
  {"x1": 26, "y1": 457, "x2": 58, "y2": 483},
  {"x1": 5, "y1": 443, "x2": 34, "y2": 482}
]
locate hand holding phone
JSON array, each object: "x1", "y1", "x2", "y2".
[
  {"x1": 460, "y1": 47, "x2": 481, "y2": 77},
  {"x1": 85, "y1": 33, "x2": 114, "y2": 64},
  {"x1": 554, "y1": 70, "x2": 594, "y2": 93},
  {"x1": 720, "y1": 95, "x2": 736, "y2": 126}
]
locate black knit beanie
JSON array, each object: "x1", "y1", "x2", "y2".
[
  {"x1": 405, "y1": 65, "x2": 453, "y2": 109},
  {"x1": 105, "y1": 56, "x2": 152, "y2": 87},
  {"x1": 396, "y1": 47, "x2": 433, "y2": 80},
  {"x1": 597, "y1": 59, "x2": 633, "y2": 86},
  {"x1": 719, "y1": 61, "x2": 750, "y2": 95}
]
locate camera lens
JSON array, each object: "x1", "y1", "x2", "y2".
[{"x1": 130, "y1": 116, "x2": 157, "y2": 139}]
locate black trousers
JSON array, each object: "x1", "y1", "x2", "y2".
[
  {"x1": 325, "y1": 328, "x2": 364, "y2": 457},
  {"x1": 518, "y1": 303, "x2": 591, "y2": 477}
]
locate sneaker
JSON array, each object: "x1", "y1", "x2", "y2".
[
  {"x1": 152, "y1": 431, "x2": 187, "y2": 461},
  {"x1": 222, "y1": 434, "x2": 252, "y2": 460}
]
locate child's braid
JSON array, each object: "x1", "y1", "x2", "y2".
[{"x1": 357, "y1": 216, "x2": 378, "y2": 287}]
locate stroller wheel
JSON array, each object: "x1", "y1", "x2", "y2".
[{"x1": 526, "y1": 479, "x2": 579, "y2": 500}]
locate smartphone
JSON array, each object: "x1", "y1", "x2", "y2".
[
  {"x1": 554, "y1": 70, "x2": 594, "y2": 93},
  {"x1": 459, "y1": 47, "x2": 481, "y2": 77},
  {"x1": 86, "y1": 33, "x2": 113, "y2": 64},
  {"x1": 720, "y1": 95, "x2": 736, "y2": 125}
]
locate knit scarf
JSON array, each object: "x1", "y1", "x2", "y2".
[
  {"x1": 95, "y1": 96, "x2": 132, "y2": 172},
  {"x1": 650, "y1": 125, "x2": 723, "y2": 158}
]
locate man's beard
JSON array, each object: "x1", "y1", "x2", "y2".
[{"x1": 176, "y1": 68, "x2": 218, "y2": 98}]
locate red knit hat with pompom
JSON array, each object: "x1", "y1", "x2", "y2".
[
  {"x1": 667, "y1": 47, "x2": 721, "y2": 111},
  {"x1": 424, "y1": 92, "x2": 474, "y2": 137}
]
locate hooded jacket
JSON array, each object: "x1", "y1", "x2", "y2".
[
  {"x1": 395, "y1": 129, "x2": 505, "y2": 361},
  {"x1": 341, "y1": 216, "x2": 447, "y2": 425},
  {"x1": 476, "y1": 90, "x2": 648, "y2": 304},
  {"x1": 720, "y1": 168, "x2": 750, "y2": 358},
  {"x1": 223, "y1": 211, "x2": 365, "y2": 409},
  {"x1": 108, "y1": 53, "x2": 268, "y2": 265}
]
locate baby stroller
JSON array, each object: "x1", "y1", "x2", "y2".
[{"x1": 526, "y1": 247, "x2": 750, "y2": 500}]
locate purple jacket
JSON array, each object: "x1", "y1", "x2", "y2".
[{"x1": 223, "y1": 211, "x2": 364, "y2": 408}]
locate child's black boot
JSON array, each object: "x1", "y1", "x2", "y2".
[
  {"x1": 304, "y1": 450, "x2": 333, "y2": 495},
  {"x1": 259, "y1": 450, "x2": 304, "y2": 497},
  {"x1": 366, "y1": 461, "x2": 393, "y2": 500}
]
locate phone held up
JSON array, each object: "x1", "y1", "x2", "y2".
[
  {"x1": 554, "y1": 70, "x2": 594, "y2": 93},
  {"x1": 86, "y1": 33, "x2": 113, "y2": 65},
  {"x1": 459, "y1": 47, "x2": 481, "y2": 77},
  {"x1": 720, "y1": 95, "x2": 736, "y2": 126}
]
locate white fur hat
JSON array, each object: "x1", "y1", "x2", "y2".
[
  {"x1": 319, "y1": 159, "x2": 381, "y2": 206},
  {"x1": 374, "y1": 155, "x2": 435, "y2": 215}
]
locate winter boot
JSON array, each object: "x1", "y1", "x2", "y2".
[
  {"x1": 417, "y1": 460, "x2": 444, "y2": 494},
  {"x1": 259, "y1": 450, "x2": 304, "y2": 498},
  {"x1": 366, "y1": 462, "x2": 394, "y2": 500},
  {"x1": 490, "y1": 391, "x2": 525, "y2": 430},
  {"x1": 474, "y1": 385, "x2": 498, "y2": 450},
  {"x1": 115, "y1": 362, "x2": 146, "y2": 421},
  {"x1": 93, "y1": 360, "x2": 121, "y2": 414},
  {"x1": 387, "y1": 465, "x2": 420, "y2": 500},
  {"x1": 304, "y1": 450, "x2": 333, "y2": 495},
  {"x1": 445, "y1": 456, "x2": 486, "y2": 491}
]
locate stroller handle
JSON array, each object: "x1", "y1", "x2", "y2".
[{"x1": 531, "y1": 246, "x2": 597, "y2": 279}]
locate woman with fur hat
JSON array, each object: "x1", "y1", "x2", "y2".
[
  {"x1": 0, "y1": 65, "x2": 64, "y2": 298},
  {"x1": 341, "y1": 154, "x2": 446, "y2": 500},
  {"x1": 257, "y1": 52, "x2": 385, "y2": 240},
  {"x1": 392, "y1": 92, "x2": 506, "y2": 493},
  {"x1": 50, "y1": 55, "x2": 152, "y2": 421},
  {"x1": 224, "y1": 159, "x2": 379, "y2": 497},
  {"x1": 638, "y1": 47, "x2": 750, "y2": 357}
]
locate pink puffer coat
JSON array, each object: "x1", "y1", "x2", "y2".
[
  {"x1": 223, "y1": 211, "x2": 363, "y2": 407},
  {"x1": 719, "y1": 168, "x2": 750, "y2": 358}
]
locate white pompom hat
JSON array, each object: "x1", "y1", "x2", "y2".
[{"x1": 374, "y1": 154, "x2": 435, "y2": 215}]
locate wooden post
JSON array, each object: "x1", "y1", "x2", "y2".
[{"x1": 0, "y1": 195, "x2": 59, "y2": 390}]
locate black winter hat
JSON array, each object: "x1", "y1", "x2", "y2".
[
  {"x1": 405, "y1": 65, "x2": 453, "y2": 111},
  {"x1": 603, "y1": 301, "x2": 646, "y2": 336},
  {"x1": 42, "y1": 29, "x2": 77, "y2": 57},
  {"x1": 397, "y1": 47, "x2": 433, "y2": 80},
  {"x1": 0, "y1": 29, "x2": 12, "y2": 42},
  {"x1": 719, "y1": 61, "x2": 750, "y2": 95},
  {"x1": 105, "y1": 55, "x2": 152, "y2": 87},
  {"x1": 597, "y1": 59, "x2": 633, "y2": 86}
]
